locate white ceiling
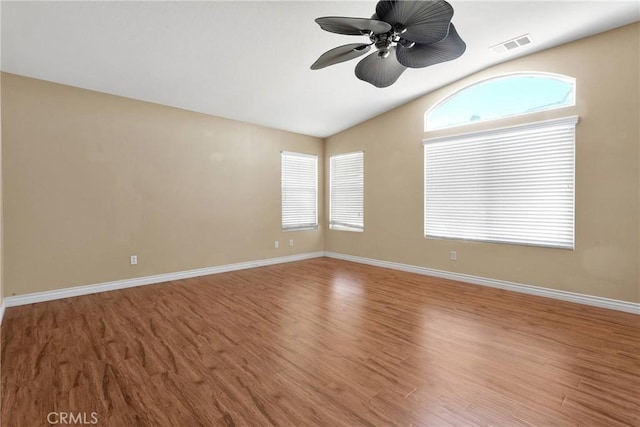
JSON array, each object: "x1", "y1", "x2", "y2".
[{"x1": 2, "y1": 1, "x2": 638, "y2": 138}]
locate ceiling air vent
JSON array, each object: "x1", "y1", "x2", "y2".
[{"x1": 490, "y1": 34, "x2": 533, "y2": 54}]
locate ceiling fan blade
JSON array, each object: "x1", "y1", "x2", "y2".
[
  {"x1": 355, "y1": 47, "x2": 407, "y2": 88},
  {"x1": 396, "y1": 23, "x2": 466, "y2": 68},
  {"x1": 315, "y1": 17, "x2": 392, "y2": 36},
  {"x1": 375, "y1": 0, "x2": 453, "y2": 44},
  {"x1": 311, "y1": 43, "x2": 371, "y2": 70}
]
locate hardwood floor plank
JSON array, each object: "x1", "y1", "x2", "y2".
[{"x1": 2, "y1": 257, "x2": 639, "y2": 425}]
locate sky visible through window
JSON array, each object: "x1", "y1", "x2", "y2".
[{"x1": 426, "y1": 74, "x2": 575, "y2": 131}]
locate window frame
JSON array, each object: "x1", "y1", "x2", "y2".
[
  {"x1": 329, "y1": 151, "x2": 364, "y2": 233},
  {"x1": 425, "y1": 72, "x2": 576, "y2": 132},
  {"x1": 281, "y1": 151, "x2": 318, "y2": 231}
]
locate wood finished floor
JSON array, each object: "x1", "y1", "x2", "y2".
[{"x1": 2, "y1": 257, "x2": 639, "y2": 426}]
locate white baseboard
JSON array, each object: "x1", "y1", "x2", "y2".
[
  {"x1": 0, "y1": 300, "x2": 5, "y2": 326},
  {"x1": 3, "y1": 252, "x2": 324, "y2": 308},
  {"x1": 324, "y1": 251, "x2": 640, "y2": 315},
  {"x1": 3, "y1": 251, "x2": 638, "y2": 315}
]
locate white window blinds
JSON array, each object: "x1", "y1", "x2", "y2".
[
  {"x1": 281, "y1": 151, "x2": 318, "y2": 230},
  {"x1": 330, "y1": 151, "x2": 364, "y2": 232},
  {"x1": 424, "y1": 116, "x2": 578, "y2": 249}
]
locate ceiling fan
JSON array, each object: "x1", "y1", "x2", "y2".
[{"x1": 311, "y1": 0, "x2": 466, "y2": 88}]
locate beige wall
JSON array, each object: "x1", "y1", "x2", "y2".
[
  {"x1": 1, "y1": 70, "x2": 3, "y2": 306},
  {"x1": 2, "y1": 73, "x2": 324, "y2": 296},
  {"x1": 325, "y1": 23, "x2": 640, "y2": 303},
  {"x1": 2, "y1": 24, "x2": 638, "y2": 303}
]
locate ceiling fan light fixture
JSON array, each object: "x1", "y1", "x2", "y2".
[{"x1": 375, "y1": 37, "x2": 392, "y2": 50}]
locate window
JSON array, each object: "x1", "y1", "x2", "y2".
[
  {"x1": 330, "y1": 151, "x2": 364, "y2": 232},
  {"x1": 426, "y1": 73, "x2": 575, "y2": 131},
  {"x1": 424, "y1": 116, "x2": 578, "y2": 249},
  {"x1": 281, "y1": 151, "x2": 318, "y2": 230}
]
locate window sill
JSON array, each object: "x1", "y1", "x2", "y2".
[
  {"x1": 330, "y1": 225, "x2": 364, "y2": 233},
  {"x1": 282, "y1": 226, "x2": 318, "y2": 232}
]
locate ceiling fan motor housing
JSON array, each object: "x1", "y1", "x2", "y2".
[{"x1": 372, "y1": 25, "x2": 408, "y2": 52}]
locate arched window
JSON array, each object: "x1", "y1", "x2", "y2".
[{"x1": 425, "y1": 73, "x2": 575, "y2": 131}]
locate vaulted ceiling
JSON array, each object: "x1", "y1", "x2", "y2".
[{"x1": 2, "y1": 1, "x2": 638, "y2": 137}]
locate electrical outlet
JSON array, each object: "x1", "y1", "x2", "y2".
[
  {"x1": 289, "y1": 239, "x2": 294, "y2": 247},
  {"x1": 130, "y1": 255, "x2": 138, "y2": 265},
  {"x1": 450, "y1": 251, "x2": 457, "y2": 261},
  {"x1": 274, "y1": 240, "x2": 279, "y2": 249}
]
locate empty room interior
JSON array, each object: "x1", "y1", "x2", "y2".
[{"x1": 1, "y1": 1, "x2": 639, "y2": 426}]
